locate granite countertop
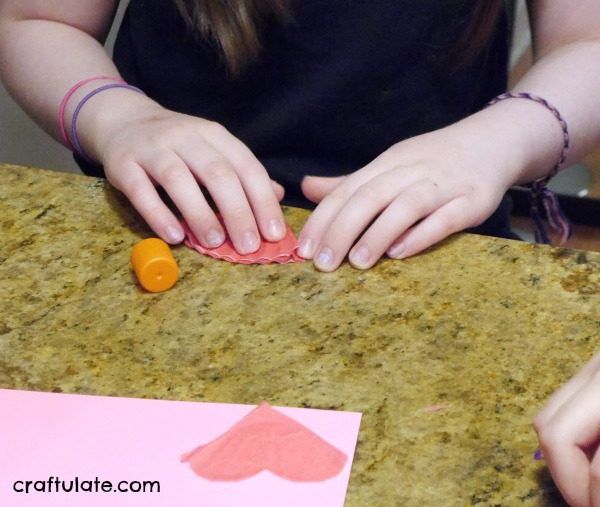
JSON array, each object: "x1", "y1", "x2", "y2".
[{"x1": 1, "y1": 164, "x2": 598, "y2": 506}]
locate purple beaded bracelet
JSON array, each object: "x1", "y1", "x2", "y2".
[
  {"x1": 70, "y1": 83, "x2": 145, "y2": 163},
  {"x1": 486, "y1": 92, "x2": 572, "y2": 245}
]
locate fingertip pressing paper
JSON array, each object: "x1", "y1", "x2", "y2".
[
  {"x1": 0, "y1": 389, "x2": 361, "y2": 507},
  {"x1": 182, "y1": 220, "x2": 303, "y2": 264}
]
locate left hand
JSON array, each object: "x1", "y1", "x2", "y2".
[{"x1": 297, "y1": 125, "x2": 520, "y2": 271}]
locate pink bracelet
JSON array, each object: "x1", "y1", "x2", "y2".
[
  {"x1": 486, "y1": 92, "x2": 572, "y2": 245},
  {"x1": 59, "y1": 75, "x2": 125, "y2": 149}
]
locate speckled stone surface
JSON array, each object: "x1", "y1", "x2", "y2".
[{"x1": 1, "y1": 164, "x2": 598, "y2": 506}]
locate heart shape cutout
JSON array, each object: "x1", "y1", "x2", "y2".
[
  {"x1": 181, "y1": 402, "x2": 347, "y2": 482},
  {"x1": 182, "y1": 220, "x2": 303, "y2": 265}
]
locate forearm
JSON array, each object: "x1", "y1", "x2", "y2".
[
  {"x1": 451, "y1": 39, "x2": 600, "y2": 187},
  {"x1": 0, "y1": 19, "x2": 119, "y2": 143},
  {"x1": 0, "y1": 3, "x2": 157, "y2": 150},
  {"x1": 512, "y1": 39, "x2": 600, "y2": 164}
]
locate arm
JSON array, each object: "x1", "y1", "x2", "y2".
[
  {"x1": 465, "y1": 0, "x2": 600, "y2": 182},
  {"x1": 0, "y1": 1, "x2": 286, "y2": 252},
  {"x1": 298, "y1": 0, "x2": 600, "y2": 271},
  {"x1": 0, "y1": 0, "x2": 121, "y2": 142}
]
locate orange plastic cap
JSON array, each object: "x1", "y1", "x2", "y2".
[{"x1": 131, "y1": 238, "x2": 179, "y2": 293}]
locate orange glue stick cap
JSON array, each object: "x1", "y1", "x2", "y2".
[{"x1": 131, "y1": 238, "x2": 179, "y2": 293}]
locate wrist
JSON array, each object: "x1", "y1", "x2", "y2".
[
  {"x1": 451, "y1": 98, "x2": 565, "y2": 187},
  {"x1": 66, "y1": 84, "x2": 162, "y2": 163}
]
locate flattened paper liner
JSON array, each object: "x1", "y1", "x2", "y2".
[
  {"x1": 181, "y1": 402, "x2": 347, "y2": 482},
  {"x1": 182, "y1": 221, "x2": 303, "y2": 265}
]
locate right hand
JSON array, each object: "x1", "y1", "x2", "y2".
[
  {"x1": 80, "y1": 92, "x2": 286, "y2": 253},
  {"x1": 534, "y1": 353, "x2": 600, "y2": 507}
]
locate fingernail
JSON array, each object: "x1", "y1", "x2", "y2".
[
  {"x1": 315, "y1": 247, "x2": 334, "y2": 269},
  {"x1": 243, "y1": 231, "x2": 260, "y2": 253},
  {"x1": 165, "y1": 226, "x2": 184, "y2": 244},
  {"x1": 205, "y1": 228, "x2": 224, "y2": 248},
  {"x1": 387, "y1": 242, "x2": 405, "y2": 259},
  {"x1": 268, "y1": 218, "x2": 285, "y2": 239},
  {"x1": 350, "y1": 245, "x2": 371, "y2": 268},
  {"x1": 298, "y1": 238, "x2": 315, "y2": 258}
]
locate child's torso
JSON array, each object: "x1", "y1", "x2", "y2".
[{"x1": 107, "y1": 0, "x2": 513, "y2": 237}]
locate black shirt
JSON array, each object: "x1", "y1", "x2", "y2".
[{"x1": 81, "y1": 0, "x2": 515, "y2": 238}]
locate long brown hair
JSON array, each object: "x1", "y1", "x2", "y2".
[
  {"x1": 173, "y1": 0, "x2": 291, "y2": 75},
  {"x1": 455, "y1": 0, "x2": 505, "y2": 66},
  {"x1": 173, "y1": 0, "x2": 504, "y2": 75}
]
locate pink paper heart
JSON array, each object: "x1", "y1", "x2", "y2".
[
  {"x1": 181, "y1": 402, "x2": 347, "y2": 482},
  {"x1": 182, "y1": 220, "x2": 303, "y2": 265}
]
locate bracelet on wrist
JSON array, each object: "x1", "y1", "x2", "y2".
[{"x1": 486, "y1": 92, "x2": 572, "y2": 245}]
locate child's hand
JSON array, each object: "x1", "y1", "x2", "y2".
[
  {"x1": 534, "y1": 354, "x2": 600, "y2": 507},
  {"x1": 84, "y1": 95, "x2": 286, "y2": 253},
  {"x1": 297, "y1": 124, "x2": 521, "y2": 271}
]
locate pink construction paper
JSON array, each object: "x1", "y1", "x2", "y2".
[
  {"x1": 182, "y1": 219, "x2": 303, "y2": 264},
  {"x1": 182, "y1": 401, "x2": 347, "y2": 481},
  {"x1": 0, "y1": 389, "x2": 361, "y2": 507}
]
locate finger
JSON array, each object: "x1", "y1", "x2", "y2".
[
  {"x1": 309, "y1": 173, "x2": 413, "y2": 271},
  {"x1": 176, "y1": 145, "x2": 261, "y2": 255},
  {"x1": 139, "y1": 151, "x2": 225, "y2": 249},
  {"x1": 543, "y1": 441, "x2": 590, "y2": 507},
  {"x1": 301, "y1": 175, "x2": 346, "y2": 203},
  {"x1": 539, "y1": 378, "x2": 600, "y2": 507},
  {"x1": 347, "y1": 178, "x2": 450, "y2": 270},
  {"x1": 549, "y1": 377, "x2": 600, "y2": 455},
  {"x1": 201, "y1": 124, "x2": 286, "y2": 242},
  {"x1": 299, "y1": 165, "x2": 421, "y2": 259},
  {"x1": 535, "y1": 354, "x2": 600, "y2": 432},
  {"x1": 591, "y1": 448, "x2": 600, "y2": 507},
  {"x1": 384, "y1": 196, "x2": 476, "y2": 260},
  {"x1": 108, "y1": 161, "x2": 185, "y2": 244},
  {"x1": 271, "y1": 180, "x2": 285, "y2": 202}
]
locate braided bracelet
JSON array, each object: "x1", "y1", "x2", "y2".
[
  {"x1": 70, "y1": 83, "x2": 145, "y2": 163},
  {"x1": 486, "y1": 92, "x2": 572, "y2": 245},
  {"x1": 59, "y1": 75, "x2": 125, "y2": 149}
]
